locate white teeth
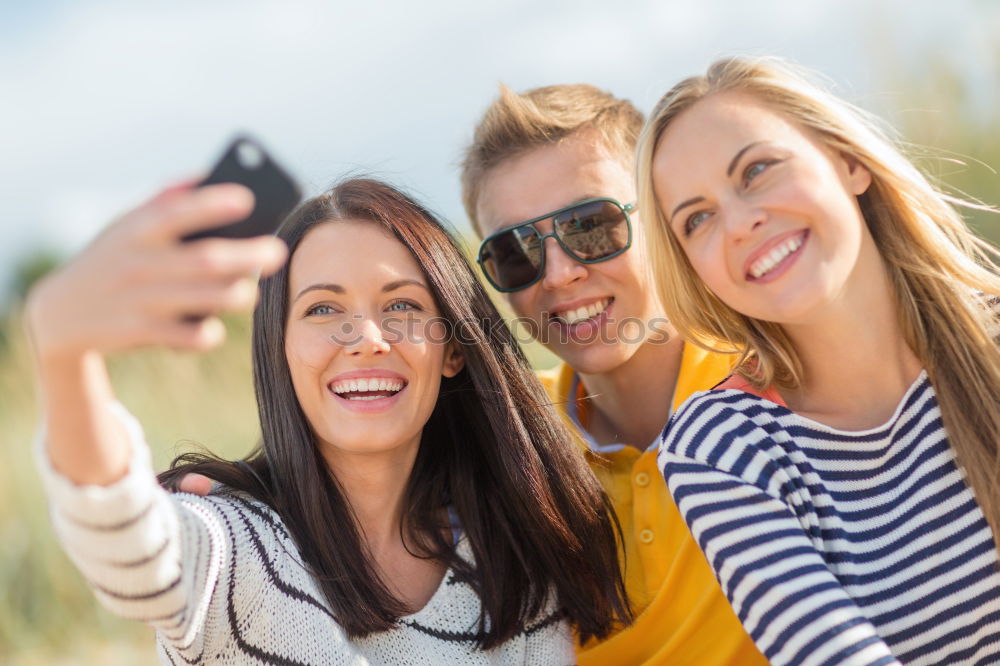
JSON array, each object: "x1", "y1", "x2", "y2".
[
  {"x1": 556, "y1": 298, "x2": 611, "y2": 325},
  {"x1": 749, "y1": 235, "x2": 804, "y2": 279},
  {"x1": 330, "y1": 378, "x2": 405, "y2": 395}
]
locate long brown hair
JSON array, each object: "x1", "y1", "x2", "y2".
[
  {"x1": 636, "y1": 56, "x2": 1000, "y2": 547},
  {"x1": 160, "y1": 177, "x2": 631, "y2": 647}
]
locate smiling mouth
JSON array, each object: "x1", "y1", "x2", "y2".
[
  {"x1": 328, "y1": 377, "x2": 408, "y2": 401},
  {"x1": 551, "y1": 297, "x2": 613, "y2": 325},
  {"x1": 747, "y1": 231, "x2": 808, "y2": 280}
]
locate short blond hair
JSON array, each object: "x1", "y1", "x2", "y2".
[{"x1": 461, "y1": 83, "x2": 643, "y2": 235}]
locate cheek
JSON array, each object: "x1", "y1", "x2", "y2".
[
  {"x1": 397, "y1": 338, "x2": 447, "y2": 410},
  {"x1": 408, "y1": 324, "x2": 450, "y2": 373},
  {"x1": 820, "y1": 190, "x2": 865, "y2": 238},
  {"x1": 420, "y1": 319, "x2": 452, "y2": 348},
  {"x1": 284, "y1": 328, "x2": 335, "y2": 386},
  {"x1": 618, "y1": 246, "x2": 651, "y2": 288},
  {"x1": 506, "y1": 289, "x2": 537, "y2": 319},
  {"x1": 681, "y1": 237, "x2": 730, "y2": 295}
]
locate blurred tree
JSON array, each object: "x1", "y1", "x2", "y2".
[
  {"x1": 867, "y1": 40, "x2": 1000, "y2": 244},
  {"x1": 10, "y1": 248, "x2": 63, "y2": 301},
  {"x1": 1, "y1": 249, "x2": 64, "y2": 344}
]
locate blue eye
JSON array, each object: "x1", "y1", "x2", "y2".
[
  {"x1": 743, "y1": 160, "x2": 778, "y2": 186},
  {"x1": 305, "y1": 304, "x2": 336, "y2": 316},
  {"x1": 387, "y1": 300, "x2": 418, "y2": 312},
  {"x1": 684, "y1": 211, "x2": 712, "y2": 236}
]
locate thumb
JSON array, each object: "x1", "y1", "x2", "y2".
[{"x1": 177, "y1": 473, "x2": 215, "y2": 496}]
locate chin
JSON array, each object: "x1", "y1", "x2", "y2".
[
  {"x1": 557, "y1": 342, "x2": 636, "y2": 376},
  {"x1": 741, "y1": 298, "x2": 824, "y2": 327},
  {"x1": 317, "y1": 427, "x2": 415, "y2": 457}
]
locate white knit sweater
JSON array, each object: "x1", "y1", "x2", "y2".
[{"x1": 36, "y1": 404, "x2": 574, "y2": 665}]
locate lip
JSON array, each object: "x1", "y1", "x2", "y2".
[
  {"x1": 547, "y1": 295, "x2": 614, "y2": 318},
  {"x1": 743, "y1": 229, "x2": 809, "y2": 283},
  {"x1": 547, "y1": 297, "x2": 614, "y2": 338},
  {"x1": 326, "y1": 368, "x2": 408, "y2": 414}
]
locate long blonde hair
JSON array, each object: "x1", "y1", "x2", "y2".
[{"x1": 636, "y1": 56, "x2": 1000, "y2": 544}]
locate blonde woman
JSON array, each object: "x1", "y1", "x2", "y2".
[{"x1": 636, "y1": 57, "x2": 1000, "y2": 665}]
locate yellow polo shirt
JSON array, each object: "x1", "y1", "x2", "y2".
[{"x1": 538, "y1": 344, "x2": 767, "y2": 666}]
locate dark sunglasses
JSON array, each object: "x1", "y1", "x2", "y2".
[{"x1": 477, "y1": 197, "x2": 635, "y2": 293}]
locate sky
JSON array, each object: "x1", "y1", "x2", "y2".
[{"x1": 1, "y1": 0, "x2": 998, "y2": 304}]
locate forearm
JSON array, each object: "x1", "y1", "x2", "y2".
[
  {"x1": 33, "y1": 348, "x2": 131, "y2": 486},
  {"x1": 35, "y1": 401, "x2": 226, "y2": 654}
]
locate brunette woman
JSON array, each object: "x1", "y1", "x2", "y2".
[{"x1": 28, "y1": 177, "x2": 630, "y2": 664}]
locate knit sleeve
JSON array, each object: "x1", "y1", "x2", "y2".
[
  {"x1": 657, "y1": 393, "x2": 901, "y2": 666},
  {"x1": 34, "y1": 402, "x2": 237, "y2": 660}
]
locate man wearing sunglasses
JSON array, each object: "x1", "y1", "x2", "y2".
[{"x1": 461, "y1": 84, "x2": 767, "y2": 665}]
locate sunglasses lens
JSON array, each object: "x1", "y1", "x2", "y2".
[
  {"x1": 479, "y1": 226, "x2": 543, "y2": 291},
  {"x1": 553, "y1": 200, "x2": 630, "y2": 261}
]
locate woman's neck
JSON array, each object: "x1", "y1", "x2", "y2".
[
  {"x1": 322, "y1": 436, "x2": 448, "y2": 612},
  {"x1": 321, "y1": 440, "x2": 418, "y2": 554},
  {"x1": 780, "y1": 253, "x2": 922, "y2": 430}
]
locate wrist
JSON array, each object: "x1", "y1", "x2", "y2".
[{"x1": 24, "y1": 273, "x2": 93, "y2": 363}]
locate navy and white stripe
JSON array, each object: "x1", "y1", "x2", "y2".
[{"x1": 658, "y1": 371, "x2": 1000, "y2": 665}]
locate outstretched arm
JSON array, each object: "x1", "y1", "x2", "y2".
[{"x1": 25, "y1": 182, "x2": 286, "y2": 651}]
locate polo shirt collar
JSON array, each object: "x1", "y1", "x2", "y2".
[{"x1": 565, "y1": 371, "x2": 659, "y2": 454}]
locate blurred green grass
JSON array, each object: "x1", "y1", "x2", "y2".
[{"x1": 0, "y1": 311, "x2": 262, "y2": 664}]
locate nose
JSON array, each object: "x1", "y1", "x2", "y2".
[
  {"x1": 722, "y1": 197, "x2": 766, "y2": 245},
  {"x1": 540, "y1": 236, "x2": 587, "y2": 290},
  {"x1": 345, "y1": 316, "x2": 390, "y2": 357}
]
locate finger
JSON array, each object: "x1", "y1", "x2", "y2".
[
  {"x1": 112, "y1": 236, "x2": 285, "y2": 290},
  {"x1": 143, "y1": 278, "x2": 259, "y2": 318},
  {"x1": 157, "y1": 178, "x2": 200, "y2": 197},
  {"x1": 140, "y1": 183, "x2": 256, "y2": 243},
  {"x1": 151, "y1": 316, "x2": 227, "y2": 351},
  {"x1": 177, "y1": 473, "x2": 215, "y2": 496},
  {"x1": 166, "y1": 236, "x2": 287, "y2": 282}
]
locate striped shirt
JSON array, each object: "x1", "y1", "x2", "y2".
[
  {"x1": 658, "y1": 371, "x2": 1000, "y2": 665},
  {"x1": 35, "y1": 404, "x2": 573, "y2": 665}
]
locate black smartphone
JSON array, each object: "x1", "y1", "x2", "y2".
[{"x1": 182, "y1": 135, "x2": 302, "y2": 242}]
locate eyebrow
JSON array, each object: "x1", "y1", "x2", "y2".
[
  {"x1": 669, "y1": 196, "x2": 705, "y2": 224},
  {"x1": 727, "y1": 141, "x2": 765, "y2": 177},
  {"x1": 668, "y1": 142, "x2": 766, "y2": 224},
  {"x1": 495, "y1": 193, "x2": 603, "y2": 232},
  {"x1": 293, "y1": 279, "x2": 429, "y2": 302},
  {"x1": 381, "y1": 279, "x2": 429, "y2": 293},
  {"x1": 294, "y1": 283, "x2": 344, "y2": 301}
]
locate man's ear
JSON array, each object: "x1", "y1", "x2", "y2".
[{"x1": 442, "y1": 343, "x2": 465, "y2": 378}]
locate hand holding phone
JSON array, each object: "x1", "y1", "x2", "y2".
[
  {"x1": 183, "y1": 136, "x2": 302, "y2": 242},
  {"x1": 25, "y1": 137, "x2": 295, "y2": 357}
]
